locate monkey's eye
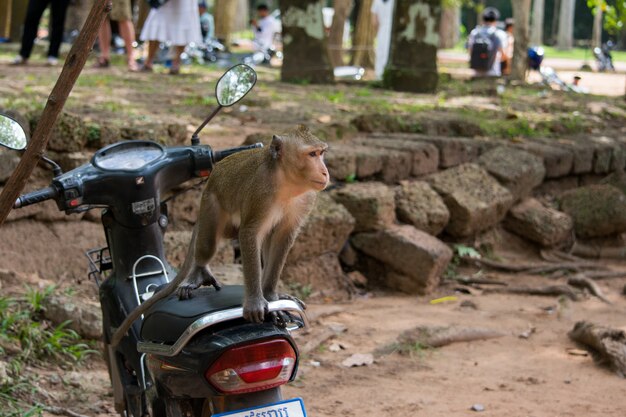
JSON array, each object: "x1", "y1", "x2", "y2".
[{"x1": 308, "y1": 151, "x2": 317, "y2": 157}]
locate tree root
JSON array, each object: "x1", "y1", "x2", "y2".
[
  {"x1": 451, "y1": 275, "x2": 508, "y2": 286},
  {"x1": 568, "y1": 321, "x2": 626, "y2": 378},
  {"x1": 461, "y1": 256, "x2": 607, "y2": 275},
  {"x1": 398, "y1": 325, "x2": 505, "y2": 349},
  {"x1": 570, "y1": 242, "x2": 626, "y2": 259},
  {"x1": 41, "y1": 405, "x2": 90, "y2": 417},
  {"x1": 482, "y1": 285, "x2": 579, "y2": 301},
  {"x1": 567, "y1": 275, "x2": 611, "y2": 304}
]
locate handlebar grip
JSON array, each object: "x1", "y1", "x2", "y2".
[
  {"x1": 14, "y1": 186, "x2": 58, "y2": 209},
  {"x1": 212, "y1": 143, "x2": 263, "y2": 163}
]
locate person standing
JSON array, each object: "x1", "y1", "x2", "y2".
[
  {"x1": 467, "y1": 7, "x2": 508, "y2": 77},
  {"x1": 501, "y1": 18, "x2": 514, "y2": 76},
  {"x1": 371, "y1": 0, "x2": 395, "y2": 80},
  {"x1": 250, "y1": 4, "x2": 278, "y2": 53},
  {"x1": 94, "y1": 0, "x2": 139, "y2": 71},
  {"x1": 11, "y1": 0, "x2": 71, "y2": 66},
  {"x1": 140, "y1": 0, "x2": 202, "y2": 74}
]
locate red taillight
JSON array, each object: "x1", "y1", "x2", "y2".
[{"x1": 205, "y1": 339, "x2": 297, "y2": 394}]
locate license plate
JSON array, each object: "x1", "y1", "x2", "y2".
[{"x1": 212, "y1": 397, "x2": 307, "y2": 417}]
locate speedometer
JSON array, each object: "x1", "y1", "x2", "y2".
[{"x1": 93, "y1": 141, "x2": 165, "y2": 171}]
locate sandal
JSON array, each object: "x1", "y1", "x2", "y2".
[
  {"x1": 169, "y1": 65, "x2": 180, "y2": 75},
  {"x1": 141, "y1": 64, "x2": 154, "y2": 72},
  {"x1": 93, "y1": 57, "x2": 110, "y2": 68},
  {"x1": 128, "y1": 61, "x2": 140, "y2": 72}
]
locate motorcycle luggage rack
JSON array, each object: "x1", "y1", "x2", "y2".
[
  {"x1": 130, "y1": 255, "x2": 170, "y2": 313},
  {"x1": 137, "y1": 299, "x2": 308, "y2": 357},
  {"x1": 86, "y1": 247, "x2": 112, "y2": 286}
]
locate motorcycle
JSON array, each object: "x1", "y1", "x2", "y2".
[
  {"x1": 593, "y1": 41, "x2": 615, "y2": 72},
  {"x1": 0, "y1": 64, "x2": 309, "y2": 417}
]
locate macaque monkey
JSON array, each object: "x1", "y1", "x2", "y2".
[{"x1": 111, "y1": 126, "x2": 329, "y2": 346}]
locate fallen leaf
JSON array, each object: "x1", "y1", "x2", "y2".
[{"x1": 342, "y1": 353, "x2": 374, "y2": 367}]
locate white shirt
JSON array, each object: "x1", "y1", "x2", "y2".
[{"x1": 254, "y1": 15, "x2": 278, "y2": 52}]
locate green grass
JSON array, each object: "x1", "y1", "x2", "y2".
[
  {"x1": 0, "y1": 287, "x2": 98, "y2": 417},
  {"x1": 442, "y1": 43, "x2": 626, "y2": 63}
]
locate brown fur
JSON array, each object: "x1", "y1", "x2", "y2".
[{"x1": 110, "y1": 126, "x2": 328, "y2": 346}]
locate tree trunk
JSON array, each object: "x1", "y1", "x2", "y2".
[
  {"x1": 386, "y1": 0, "x2": 441, "y2": 93},
  {"x1": 550, "y1": 0, "x2": 560, "y2": 45},
  {"x1": 0, "y1": 0, "x2": 112, "y2": 227},
  {"x1": 233, "y1": 0, "x2": 249, "y2": 33},
  {"x1": 351, "y1": 0, "x2": 375, "y2": 69},
  {"x1": 279, "y1": 0, "x2": 334, "y2": 84},
  {"x1": 592, "y1": 5, "x2": 603, "y2": 48},
  {"x1": 511, "y1": 0, "x2": 531, "y2": 81},
  {"x1": 557, "y1": 0, "x2": 575, "y2": 50},
  {"x1": 137, "y1": 0, "x2": 151, "y2": 35},
  {"x1": 214, "y1": 0, "x2": 237, "y2": 46},
  {"x1": 10, "y1": 0, "x2": 28, "y2": 42},
  {"x1": 328, "y1": 0, "x2": 353, "y2": 67},
  {"x1": 530, "y1": 0, "x2": 545, "y2": 45},
  {"x1": 438, "y1": 5, "x2": 460, "y2": 49},
  {"x1": 0, "y1": 0, "x2": 11, "y2": 39}
]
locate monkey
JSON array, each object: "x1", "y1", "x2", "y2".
[{"x1": 110, "y1": 125, "x2": 329, "y2": 347}]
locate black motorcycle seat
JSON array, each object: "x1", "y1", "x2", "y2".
[{"x1": 140, "y1": 285, "x2": 244, "y2": 344}]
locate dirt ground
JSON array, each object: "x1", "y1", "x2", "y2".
[{"x1": 1, "y1": 49, "x2": 626, "y2": 417}]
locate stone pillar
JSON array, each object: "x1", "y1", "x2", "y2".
[
  {"x1": 557, "y1": 0, "x2": 575, "y2": 50},
  {"x1": 279, "y1": 0, "x2": 334, "y2": 84},
  {"x1": 530, "y1": 0, "x2": 545, "y2": 46},
  {"x1": 385, "y1": 0, "x2": 441, "y2": 93}
]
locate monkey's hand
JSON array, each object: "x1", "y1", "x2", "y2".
[
  {"x1": 176, "y1": 265, "x2": 222, "y2": 300},
  {"x1": 243, "y1": 296, "x2": 269, "y2": 323}
]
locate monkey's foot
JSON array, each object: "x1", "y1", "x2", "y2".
[
  {"x1": 277, "y1": 293, "x2": 307, "y2": 311},
  {"x1": 176, "y1": 283, "x2": 200, "y2": 300},
  {"x1": 243, "y1": 297, "x2": 269, "y2": 324}
]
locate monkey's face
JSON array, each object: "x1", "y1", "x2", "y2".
[{"x1": 302, "y1": 145, "x2": 330, "y2": 191}]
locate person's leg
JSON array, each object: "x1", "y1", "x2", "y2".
[
  {"x1": 143, "y1": 40, "x2": 159, "y2": 70},
  {"x1": 117, "y1": 20, "x2": 138, "y2": 70},
  {"x1": 170, "y1": 45, "x2": 185, "y2": 74},
  {"x1": 47, "y1": 0, "x2": 70, "y2": 60},
  {"x1": 18, "y1": 0, "x2": 49, "y2": 61},
  {"x1": 95, "y1": 20, "x2": 112, "y2": 66}
]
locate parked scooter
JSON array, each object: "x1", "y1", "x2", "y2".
[
  {"x1": 593, "y1": 41, "x2": 615, "y2": 72},
  {"x1": 0, "y1": 65, "x2": 309, "y2": 417}
]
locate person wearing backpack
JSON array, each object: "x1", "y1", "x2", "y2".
[{"x1": 467, "y1": 7, "x2": 508, "y2": 77}]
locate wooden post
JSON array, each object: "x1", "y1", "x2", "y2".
[
  {"x1": 530, "y1": 0, "x2": 545, "y2": 46},
  {"x1": 0, "y1": 0, "x2": 112, "y2": 227},
  {"x1": 0, "y1": 0, "x2": 11, "y2": 39},
  {"x1": 511, "y1": 0, "x2": 531, "y2": 81}
]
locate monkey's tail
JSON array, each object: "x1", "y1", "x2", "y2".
[{"x1": 109, "y1": 226, "x2": 198, "y2": 347}]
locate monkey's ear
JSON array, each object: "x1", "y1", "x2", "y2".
[{"x1": 270, "y1": 135, "x2": 284, "y2": 160}]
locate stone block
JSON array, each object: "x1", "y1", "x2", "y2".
[
  {"x1": 288, "y1": 193, "x2": 355, "y2": 263},
  {"x1": 352, "y1": 225, "x2": 452, "y2": 294},
  {"x1": 0, "y1": 150, "x2": 20, "y2": 183},
  {"x1": 426, "y1": 163, "x2": 514, "y2": 237},
  {"x1": 517, "y1": 142, "x2": 574, "y2": 178},
  {"x1": 504, "y1": 198, "x2": 573, "y2": 247},
  {"x1": 356, "y1": 136, "x2": 439, "y2": 176},
  {"x1": 534, "y1": 177, "x2": 579, "y2": 197},
  {"x1": 331, "y1": 182, "x2": 396, "y2": 232},
  {"x1": 478, "y1": 146, "x2": 545, "y2": 201},
  {"x1": 164, "y1": 230, "x2": 234, "y2": 268},
  {"x1": 559, "y1": 184, "x2": 626, "y2": 238},
  {"x1": 395, "y1": 180, "x2": 449, "y2": 235},
  {"x1": 43, "y1": 296, "x2": 102, "y2": 340},
  {"x1": 281, "y1": 253, "x2": 351, "y2": 300}
]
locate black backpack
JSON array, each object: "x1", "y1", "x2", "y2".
[{"x1": 470, "y1": 29, "x2": 499, "y2": 71}]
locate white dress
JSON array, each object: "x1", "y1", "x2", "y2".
[
  {"x1": 140, "y1": 0, "x2": 202, "y2": 45},
  {"x1": 371, "y1": 0, "x2": 395, "y2": 80}
]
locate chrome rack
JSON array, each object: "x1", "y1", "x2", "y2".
[{"x1": 137, "y1": 299, "x2": 308, "y2": 357}]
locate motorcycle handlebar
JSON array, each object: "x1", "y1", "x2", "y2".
[
  {"x1": 212, "y1": 143, "x2": 263, "y2": 163},
  {"x1": 14, "y1": 186, "x2": 58, "y2": 209}
]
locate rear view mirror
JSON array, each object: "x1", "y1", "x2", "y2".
[
  {"x1": 215, "y1": 64, "x2": 257, "y2": 107},
  {"x1": 0, "y1": 114, "x2": 27, "y2": 150}
]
